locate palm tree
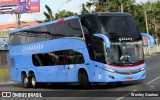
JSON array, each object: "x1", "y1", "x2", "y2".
[
  {"x1": 81, "y1": 3, "x2": 89, "y2": 14},
  {"x1": 43, "y1": 5, "x2": 54, "y2": 22}
]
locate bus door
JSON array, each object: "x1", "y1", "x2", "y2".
[
  {"x1": 88, "y1": 36, "x2": 106, "y2": 81},
  {"x1": 65, "y1": 49, "x2": 85, "y2": 82},
  {"x1": 54, "y1": 51, "x2": 68, "y2": 82}
]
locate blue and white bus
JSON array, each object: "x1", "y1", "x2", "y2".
[{"x1": 9, "y1": 12, "x2": 154, "y2": 89}]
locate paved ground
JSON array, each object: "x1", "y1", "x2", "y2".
[{"x1": 0, "y1": 55, "x2": 160, "y2": 100}]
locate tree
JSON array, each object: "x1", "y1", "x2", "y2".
[
  {"x1": 43, "y1": 5, "x2": 54, "y2": 22},
  {"x1": 105, "y1": 0, "x2": 135, "y2": 12},
  {"x1": 55, "y1": 10, "x2": 77, "y2": 20},
  {"x1": 81, "y1": 3, "x2": 89, "y2": 14}
]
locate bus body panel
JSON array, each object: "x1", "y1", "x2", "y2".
[{"x1": 9, "y1": 38, "x2": 94, "y2": 82}]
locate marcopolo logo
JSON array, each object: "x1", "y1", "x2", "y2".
[{"x1": 22, "y1": 44, "x2": 43, "y2": 52}]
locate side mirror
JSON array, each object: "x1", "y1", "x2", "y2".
[
  {"x1": 94, "y1": 34, "x2": 110, "y2": 48},
  {"x1": 141, "y1": 33, "x2": 154, "y2": 48}
]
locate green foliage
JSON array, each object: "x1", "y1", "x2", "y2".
[
  {"x1": 43, "y1": 5, "x2": 54, "y2": 22},
  {"x1": 44, "y1": 5, "x2": 76, "y2": 21},
  {"x1": 55, "y1": 10, "x2": 77, "y2": 20},
  {"x1": 81, "y1": 0, "x2": 160, "y2": 38},
  {"x1": 81, "y1": 3, "x2": 89, "y2": 14},
  {"x1": 43, "y1": 0, "x2": 160, "y2": 38}
]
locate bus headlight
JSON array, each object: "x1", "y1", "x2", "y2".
[{"x1": 104, "y1": 67, "x2": 116, "y2": 73}]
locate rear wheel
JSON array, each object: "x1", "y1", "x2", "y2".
[
  {"x1": 31, "y1": 74, "x2": 37, "y2": 88},
  {"x1": 22, "y1": 75, "x2": 30, "y2": 88}
]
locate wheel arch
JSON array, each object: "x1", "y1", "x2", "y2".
[
  {"x1": 78, "y1": 68, "x2": 90, "y2": 82},
  {"x1": 21, "y1": 71, "x2": 27, "y2": 80},
  {"x1": 28, "y1": 70, "x2": 35, "y2": 77}
]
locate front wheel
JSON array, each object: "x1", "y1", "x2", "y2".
[{"x1": 79, "y1": 71, "x2": 90, "y2": 90}]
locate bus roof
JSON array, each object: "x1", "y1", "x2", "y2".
[
  {"x1": 78, "y1": 12, "x2": 132, "y2": 18},
  {"x1": 10, "y1": 12, "x2": 131, "y2": 34},
  {"x1": 10, "y1": 15, "x2": 78, "y2": 34}
]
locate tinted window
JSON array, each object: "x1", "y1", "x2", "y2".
[
  {"x1": 54, "y1": 18, "x2": 82, "y2": 37},
  {"x1": 98, "y1": 16, "x2": 141, "y2": 41},
  {"x1": 85, "y1": 35, "x2": 106, "y2": 63},
  {"x1": 9, "y1": 25, "x2": 52, "y2": 46},
  {"x1": 32, "y1": 50, "x2": 85, "y2": 66},
  {"x1": 9, "y1": 18, "x2": 83, "y2": 46},
  {"x1": 80, "y1": 16, "x2": 100, "y2": 34}
]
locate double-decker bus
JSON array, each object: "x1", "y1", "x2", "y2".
[{"x1": 9, "y1": 12, "x2": 154, "y2": 89}]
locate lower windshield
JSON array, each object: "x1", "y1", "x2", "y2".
[{"x1": 106, "y1": 41, "x2": 144, "y2": 65}]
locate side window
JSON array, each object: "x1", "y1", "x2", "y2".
[
  {"x1": 32, "y1": 50, "x2": 85, "y2": 67},
  {"x1": 88, "y1": 36, "x2": 105, "y2": 63},
  {"x1": 66, "y1": 18, "x2": 82, "y2": 37},
  {"x1": 54, "y1": 20, "x2": 66, "y2": 37},
  {"x1": 81, "y1": 16, "x2": 100, "y2": 34},
  {"x1": 54, "y1": 18, "x2": 82, "y2": 38},
  {"x1": 68, "y1": 50, "x2": 84, "y2": 64},
  {"x1": 9, "y1": 24, "x2": 53, "y2": 46}
]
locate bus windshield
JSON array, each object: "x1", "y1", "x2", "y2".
[
  {"x1": 106, "y1": 41, "x2": 144, "y2": 65},
  {"x1": 98, "y1": 16, "x2": 141, "y2": 41}
]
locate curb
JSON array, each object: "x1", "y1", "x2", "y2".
[
  {"x1": 145, "y1": 53, "x2": 160, "y2": 58},
  {"x1": 0, "y1": 81, "x2": 15, "y2": 85}
]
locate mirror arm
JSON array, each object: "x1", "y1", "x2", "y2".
[
  {"x1": 141, "y1": 33, "x2": 154, "y2": 48},
  {"x1": 94, "y1": 34, "x2": 110, "y2": 48}
]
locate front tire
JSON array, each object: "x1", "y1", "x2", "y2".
[{"x1": 79, "y1": 71, "x2": 90, "y2": 90}]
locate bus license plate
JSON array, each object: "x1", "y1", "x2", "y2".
[{"x1": 126, "y1": 78, "x2": 133, "y2": 81}]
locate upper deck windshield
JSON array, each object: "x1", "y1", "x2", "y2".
[{"x1": 98, "y1": 15, "x2": 141, "y2": 41}]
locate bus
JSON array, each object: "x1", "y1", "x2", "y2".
[{"x1": 9, "y1": 12, "x2": 154, "y2": 89}]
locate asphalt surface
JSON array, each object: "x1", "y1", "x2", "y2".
[{"x1": 0, "y1": 55, "x2": 160, "y2": 100}]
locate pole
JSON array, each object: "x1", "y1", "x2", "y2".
[
  {"x1": 144, "y1": 10, "x2": 149, "y2": 34},
  {"x1": 16, "y1": 13, "x2": 21, "y2": 29},
  {"x1": 121, "y1": 4, "x2": 123, "y2": 13},
  {"x1": 57, "y1": 0, "x2": 71, "y2": 13},
  {"x1": 144, "y1": 10, "x2": 151, "y2": 55}
]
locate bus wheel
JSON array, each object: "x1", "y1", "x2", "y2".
[
  {"x1": 22, "y1": 75, "x2": 30, "y2": 88},
  {"x1": 79, "y1": 71, "x2": 90, "y2": 90},
  {"x1": 31, "y1": 74, "x2": 37, "y2": 88}
]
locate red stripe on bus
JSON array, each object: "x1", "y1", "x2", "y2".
[{"x1": 108, "y1": 62, "x2": 145, "y2": 68}]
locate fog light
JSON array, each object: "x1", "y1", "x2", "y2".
[{"x1": 108, "y1": 75, "x2": 115, "y2": 79}]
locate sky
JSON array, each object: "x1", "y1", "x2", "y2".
[{"x1": 0, "y1": 0, "x2": 149, "y2": 25}]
